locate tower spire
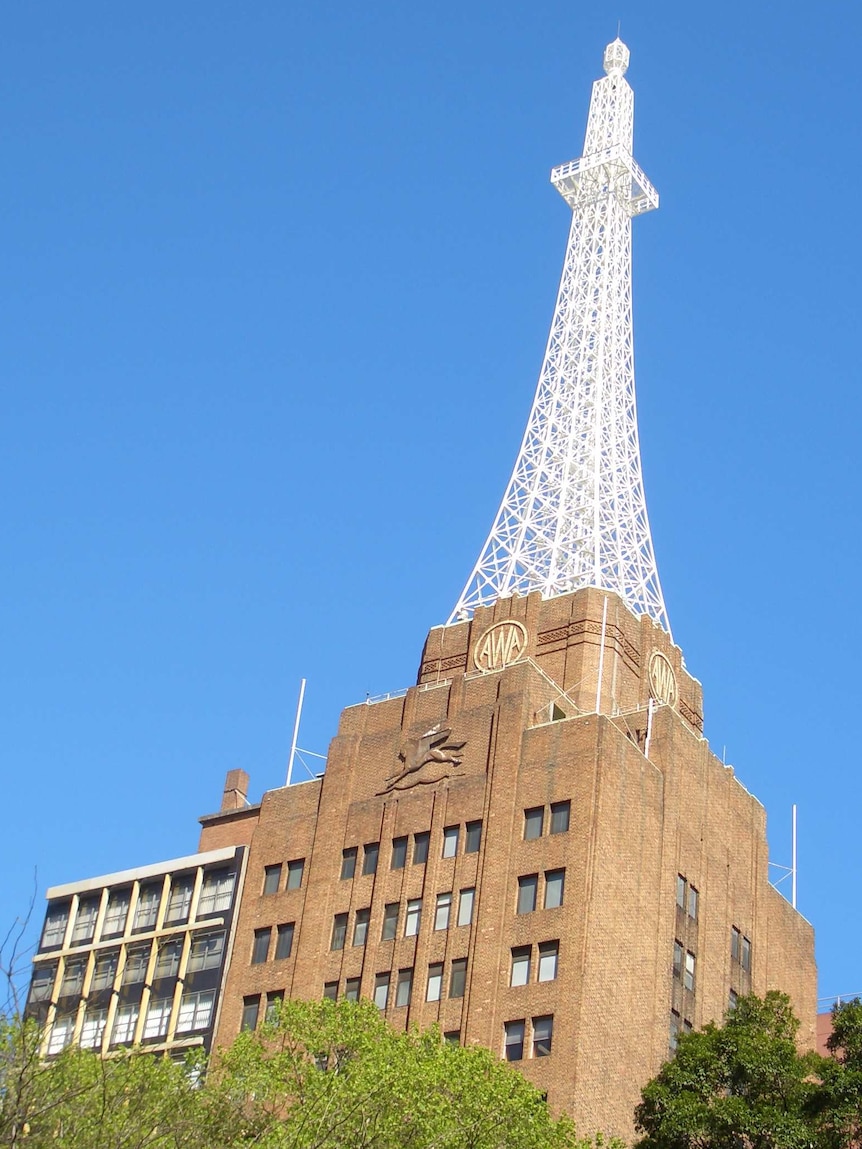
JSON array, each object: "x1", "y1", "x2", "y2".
[{"x1": 450, "y1": 39, "x2": 670, "y2": 635}]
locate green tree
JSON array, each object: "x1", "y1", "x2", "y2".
[
  {"x1": 634, "y1": 992, "x2": 815, "y2": 1149},
  {"x1": 808, "y1": 997, "x2": 862, "y2": 1149}
]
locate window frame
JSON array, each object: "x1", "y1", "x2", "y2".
[
  {"x1": 537, "y1": 941, "x2": 559, "y2": 983},
  {"x1": 532, "y1": 1014, "x2": 553, "y2": 1057},
  {"x1": 550, "y1": 801, "x2": 570, "y2": 835},
  {"x1": 442, "y1": 826, "x2": 459, "y2": 859},
  {"x1": 405, "y1": 898, "x2": 422, "y2": 937},
  {"x1": 449, "y1": 957, "x2": 467, "y2": 999},
  {"x1": 251, "y1": 927, "x2": 271, "y2": 965},
  {"x1": 340, "y1": 848, "x2": 357, "y2": 880},
  {"x1": 275, "y1": 922, "x2": 295, "y2": 960},
  {"x1": 517, "y1": 874, "x2": 538, "y2": 915},
  {"x1": 465, "y1": 820, "x2": 482, "y2": 853},
  {"x1": 544, "y1": 868, "x2": 565, "y2": 910},
  {"x1": 457, "y1": 887, "x2": 475, "y2": 927},
  {"x1": 331, "y1": 913, "x2": 348, "y2": 952},
  {"x1": 286, "y1": 859, "x2": 305, "y2": 891},
  {"x1": 435, "y1": 892, "x2": 452, "y2": 931},
  {"x1": 504, "y1": 1019, "x2": 525, "y2": 1062},
  {"x1": 524, "y1": 807, "x2": 544, "y2": 840},
  {"x1": 510, "y1": 946, "x2": 531, "y2": 987}
]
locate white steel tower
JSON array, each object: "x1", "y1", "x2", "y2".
[{"x1": 450, "y1": 39, "x2": 670, "y2": 635}]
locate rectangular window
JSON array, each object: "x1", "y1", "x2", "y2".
[
  {"x1": 323, "y1": 981, "x2": 338, "y2": 1001},
  {"x1": 544, "y1": 869, "x2": 565, "y2": 909},
  {"x1": 731, "y1": 927, "x2": 740, "y2": 962},
  {"x1": 71, "y1": 897, "x2": 100, "y2": 945},
  {"x1": 199, "y1": 870, "x2": 236, "y2": 914},
  {"x1": 286, "y1": 860, "x2": 305, "y2": 890},
  {"x1": 252, "y1": 927, "x2": 271, "y2": 965},
  {"x1": 91, "y1": 951, "x2": 118, "y2": 991},
  {"x1": 413, "y1": 832, "x2": 430, "y2": 865},
  {"x1": 80, "y1": 1008, "x2": 107, "y2": 1049},
  {"x1": 676, "y1": 875, "x2": 686, "y2": 909},
  {"x1": 427, "y1": 963, "x2": 443, "y2": 1002},
  {"x1": 395, "y1": 968, "x2": 413, "y2": 1007},
  {"x1": 263, "y1": 864, "x2": 282, "y2": 895},
  {"x1": 729, "y1": 989, "x2": 739, "y2": 1011},
  {"x1": 41, "y1": 905, "x2": 69, "y2": 949},
  {"x1": 133, "y1": 884, "x2": 161, "y2": 932},
  {"x1": 688, "y1": 886, "x2": 698, "y2": 920},
  {"x1": 60, "y1": 958, "x2": 85, "y2": 997},
  {"x1": 449, "y1": 957, "x2": 467, "y2": 999},
  {"x1": 741, "y1": 936, "x2": 751, "y2": 973},
  {"x1": 154, "y1": 938, "x2": 183, "y2": 979},
  {"x1": 381, "y1": 903, "x2": 399, "y2": 941},
  {"x1": 165, "y1": 876, "x2": 193, "y2": 924},
  {"x1": 550, "y1": 801, "x2": 570, "y2": 834},
  {"x1": 538, "y1": 941, "x2": 559, "y2": 982},
  {"x1": 517, "y1": 874, "x2": 538, "y2": 915},
  {"x1": 29, "y1": 964, "x2": 56, "y2": 1003},
  {"x1": 266, "y1": 990, "x2": 284, "y2": 1020},
  {"x1": 47, "y1": 1015, "x2": 74, "y2": 1055},
  {"x1": 331, "y1": 913, "x2": 348, "y2": 951},
  {"x1": 465, "y1": 821, "x2": 482, "y2": 853},
  {"x1": 391, "y1": 837, "x2": 407, "y2": 870},
  {"x1": 504, "y1": 1020, "x2": 525, "y2": 1061},
  {"x1": 112, "y1": 1004, "x2": 139, "y2": 1046},
  {"x1": 353, "y1": 908, "x2": 370, "y2": 946},
  {"x1": 143, "y1": 997, "x2": 172, "y2": 1040},
  {"x1": 188, "y1": 931, "x2": 225, "y2": 973},
  {"x1": 669, "y1": 1009, "x2": 681, "y2": 1052},
  {"x1": 673, "y1": 940, "x2": 683, "y2": 980},
  {"x1": 275, "y1": 922, "x2": 295, "y2": 960},
  {"x1": 435, "y1": 892, "x2": 452, "y2": 931},
  {"x1": 176, "y1": 990, "x2": 215, "y2": 1033},
  {"x1": 684, "y1": 951, "x2": 696, "y2": 992},
  {"x1": 405, "y1": 899, "x2": 422, "y2": 937},
  {"x1": 457, "y1": 887, "x2": 475, "y2": 927},
  {"x1": 344, "y1": 978, "x2": 361, "y2": 1002},
  {"x1": 241, "y1": 996, "x2": 259, "y2": 1031},
  {"x1": 362, "y1": 843, "x2": 379, "y2": 876},
  {"x1": 122, "y1": 945, "x2": 150, "y2": 986},
  {"x1": 102, "y1": 892, "x2": 130, "y2": 938},
  {"x1": 373, "y1": 972, "x2": 390, "y2": 1010},
  {"x1": 524, "y1": 807, "x2": 544, "y2": 840},
  {"x1": 444, "y1": 1030, "x2": 460, "y2": 1045},
  {"x1": 533, "y1": 1014, "x2": 553, "y2": 1057},
  {"x1": 340, "y1": 848, "x2": 357, "y2": 880},
  {"x1": 510, "y1": 947, "x2": 531, "y2": 987},
  {"x1": 442, "y1": 826, "x2": 459, "y2": 858}
]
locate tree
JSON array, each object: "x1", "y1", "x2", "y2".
[{"x1": 807, "y1": 997, "x2": 862, "y2": 1149}]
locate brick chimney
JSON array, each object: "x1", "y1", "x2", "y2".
[{"x1": 220, "y1": 769, "x2": 250, "y2": 812}]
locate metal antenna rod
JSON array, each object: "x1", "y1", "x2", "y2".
[
  {"x1": 286, "y1": 678, "x2": 306, "y2": 787},
  {"x1": 792, "y1": 804, "x2": 797, "y2": 910}
]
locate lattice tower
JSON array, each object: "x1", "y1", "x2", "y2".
[{"x1": 450, "y1": 39, "x2": 670, "y2": 635}]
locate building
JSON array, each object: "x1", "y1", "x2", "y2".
[{"x1": 27, "y1": 37, "x2": 817, "y2": 1141}]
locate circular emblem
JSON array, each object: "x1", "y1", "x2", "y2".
[
  {"x1": 472, "y1": 620, "x2": 529, "y2": 673},
  {"x1": 648, "y1": 651, "x2": 678, "y2": 707}
]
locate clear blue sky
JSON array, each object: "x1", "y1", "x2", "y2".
[{"x1": 3, "y1": 2, "x2": 861, "y2": 1003}]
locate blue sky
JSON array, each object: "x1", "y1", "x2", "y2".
[{"x1": 3, "y1": 2, "x2": 861, "y2": 1004}]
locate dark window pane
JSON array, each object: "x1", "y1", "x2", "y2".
[
  {"x1": 265, "y1": 991, "x2": 284, "y2": 1022},
  {"x1": 381, "y1": 903, "x2": 398, "y2": 941},
  {"x1": 252, "y1": 928, "x2": 271, "y2": 965},
  {"x1": 449, "y1": 958, "x2": 467, "y2": 999},
  {"x1": 517, "y1": 875, "x2": 538, "y2": 915},
  {"x1": 353, "y1": 908, "x2": 370, "y2": 946},
  {"x1": 391, "y1": 837, "x2": 407, "y2": 870},
  {"x1": 504, "y1": 1020, "x2": 524, "y2": 1061},
  {"x1": 340, "y1": 849, "x2": 357, "y2": 880},
  {"x1": 549, "y1": 801, "x2": 570, "y2": 834},
  {"x1": 676, "y1": 875, "x2": 686, "y2": 908},
  {"x1": 344, "y1": 977, "x2": 361, "y2": 1002},
  {"x1": 395, "y1": 968, "x2": 413, "y2": 1007},
  {"x1": 413, "y1": 832, "x2": 430, "y2": 865},
  {"x1": 263, "y1": 865, "x2": 282, "y2": 895},
  {"x1": 544, "y1": 869, "x2": 565, "y2": 909},
  {"x1": 465, "y1": 821, "x2": 482, "y2": 853},
  {"x1": 323, "y1": 982, "x2": 338, "y2": 1001},
  {"x1": 373, "y1": 973, "x2": 390, "y2": 1009},
  {"x1": 241, "y1": 996, "x2": 259, "y2": 1031},
  {"x1": 275, "y1": 923, "x2": 295, "y2": 960},
  {"x1": 362, "y1": 843, "x2": 379, "y2": 876},
  {"x1": 524, "y1": 808, "x2": 544, "y2": 840},
  {"x1": 442, "y1": 826, "x2": 459, "y2": 858},
  {"x1": 687, "y1": 886, "x2": 698, "y2": 920},
  {"x1": 533, "y1": 1014, "x2": 553, "y2": 1057},
  {"x1": 741, "y1": 936, "x2": 751, "y2": 973},
  {"x1": 331, "y1": 913, "x2": 348, "y2": 951},
  {"x1": 41, "y1": 905, "x2": 70, "y2": 949},
  {"x1": 286, "y1": 860, "x2": 304, "y2": 890}
]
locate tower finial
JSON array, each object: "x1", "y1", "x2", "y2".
[{"x1": 603, "y1": 37, "x2": 629, "y2": 76}]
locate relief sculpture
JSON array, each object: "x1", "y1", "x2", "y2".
[{"x1": 377, "y1": 724, "x2": 466, "y2": 794}]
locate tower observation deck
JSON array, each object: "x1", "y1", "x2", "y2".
[{"x1": 450, "y1": 39, "x2": 670, "y2": 635}]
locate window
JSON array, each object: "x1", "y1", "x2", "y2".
[
  {"x1": 340, "y1": 848, "x2": 357, "y2": 880},
  {"x1": 391, "y1": 837, "x2": 407, "y2": 870},
  {"x1": 684, "y1": 950, "x2": 696, "y2": 992},
  {"x1": 442, "y1": 826, "x2": 459, "y2": 858},
  {"x1": 199, "y1": 870, "x2": 235, "y2": 914},
  {"x1": 275, "y1": 922, "x2": 295, "y2": 960},
  {"x1": 449, "y1": 957, "x2": 467, "y2": 999},
  {"x1": 465, "y1": 821, "x2": 482, "y2": 853},
  {"x1": 544, "y1": 869, "x2": 565, "y2": 909},
  {"x1": 504, "y1": 1020, "x2": 525, "y2": 1061},
  {"x1": 731, "y1": 927, "x2": 751, "y2": 972},
  {"x1": 41, "y1": 905, "x2": 69, "y2": 949},
  {"x1": 362, "y1": 843, "x2": 379, "y2": 876},
  {"x1": 353, "y1": 908, "x2": 370, "y2": 946},
  {"x1": 80, "y1": 1008, "x2": 107, "y2": 1049},
  {"x1": 189, "y1": 931, "x2": 225, "y2": 972},
  {"x1": 252, "y1": 927, "x2": 271, "y2": 965},
  {"x1": 154, "y1": 939, "x2": 183, "y2": 979},
  {"x1": 29, "y1": 964, "x2": 56, "y2": 1003},
  {"x1": 435, "y1": 892, "x2": 452, "y2": 931},
  {"x1": 143, "y1": 997, "x2": 172, "y2": 1040},
  {"x1": 286, "y1": 859, "x2": 305, "y2": 890},
  {"x1": 538, "y1": 941, "x2": 559, "y2": 982},
  {"x1": 405, "y1": 899, "x2": 422, "y2": 937},
  {"x1": 59, "y1": 958, "x2": 85, "y2": 997},
  {"x1": 427, "y1": 963, "x2": 443, "y2": 1002},
  {"x1": 510, "y1": 947, "x2": 531, "y2": 987},
  {"x1": 741, "y1": 936, "x2": 751, "y2": 973},
  {"x1": 669, "y1": 1009, "x2": 681, "y2": 1052},
  {"x1": 413, "y1": 832, "x2": 430, "y2": 865},
  {"x1": 102, "y1": 891, "x2": 130, "y2": 938},
  {"x1": 673, "y1": 940, "x2": 683, "y2": 980},
  {"x1": 457, "y1": 887, "x2": 475, "y2": 927},
  {"x1": 112, "y1": 1004, "x2": 139, "y2": 1045},
  {"x1": 331, "y1": 913, "x2": 348, "y2": 951},
  {"x1": 533, "y1": 1014, "x2": 553, "y2": 1057},
  {"x1": 176, "y1": 990, "x2": 215, "y2": 1033},
  {"x1": 687, "y1": 886, "x2": 698, "y2": 920},
  {"x1": 676, "y1": 875, "x2": 686, "y2": 909},
  {"x1": 134, "y1": 884, "x2": 161, "y2": 931},
  {"x1": 122, "y1": 945, "x2": 150, "y2": 986},
  {"x1": 165, "y1": 876, "x2": 193, "y2": 923},
  {"x1": 71, "y1": 897, "x2": 100, "y2": 945},
  {"x1": 266, "y1": 990, "x2": 284, "y2": 1020},
  {"x1": 323, "y1": 981, "x2": 338, "y2": 1001},
  {"x1": 395, "y1": 968, "x2": 413, "y2": 1007},
  {"x1": 550, "y1": 801, "x2": 570, "y2": 834},
  {"x1": 241, "y1": 996, "x2": 259, "y2": 1031},
  {"x1": 731, "y1": 927, "x2": 740, "y2": 962},
  {"x1": 444, "y1": 1030, "x2": 460, "y2": 1045},
  {"x1": 373, "y1": 972, "x2": 390, "y2": 1010},
  {"x1": 517, "y1": 874, "x2": 538, "y2": 915},
  {"x1": 90, "y1": 951, "x2": 118, "y2": 991},
  {"x1": 381, "y1": 903, "x2": 399, "y2": 941},
  {"x1": 47, "y1": 1015, "x2": 74, "y2": 1055},
  {"x1": 344, "y1": 978, "x2": 361, "y2": 1002},
  {"x1": 729, "y1": 989, "x2": 739, "y2": 1011},
  {"x1": 263, "y1": 864, "x2": 282, "y2": 895},
  {"x1": 524, "y1": 807, "x2": 544, "y2": 840}
]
